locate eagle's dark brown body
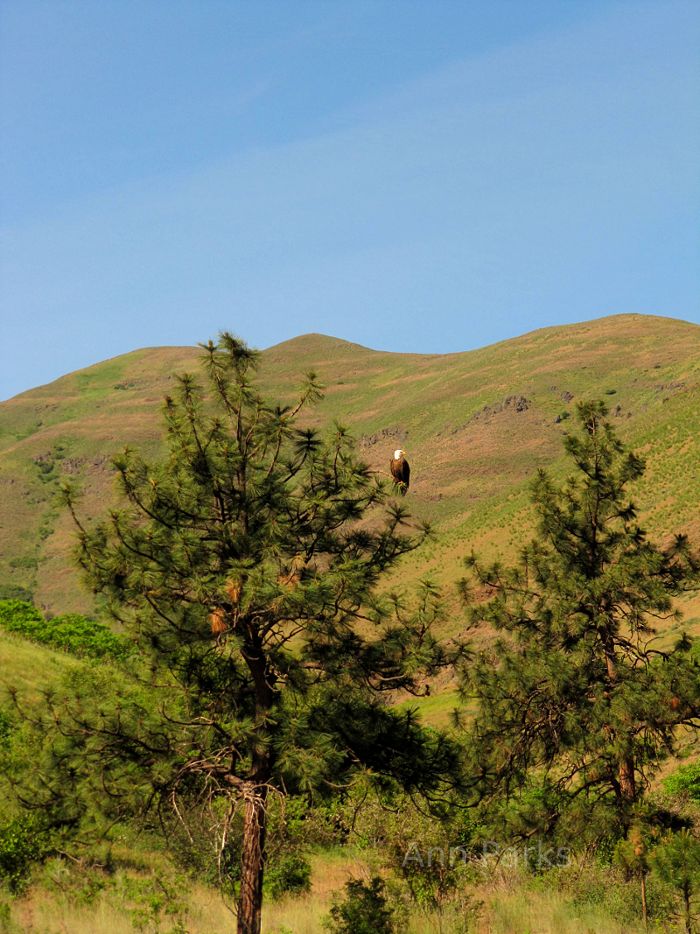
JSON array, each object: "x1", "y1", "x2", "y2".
[{"x1": 390, "y1": 450, "x2": 410, "y2": 495}]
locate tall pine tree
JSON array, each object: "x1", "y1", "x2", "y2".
[
  {"x1": 19, "y1": 334, "x2": 459, "y2": 934},
  {"x1": 461, "y1": 401, "x2": 700, "y2": 843}
]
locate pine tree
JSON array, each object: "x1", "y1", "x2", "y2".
[
  {"x1": 651, "y1": 830, "x2": 700, "y2": 933},
  {"x1": 461, "y1": 400, "x2": 700, "y2": 843},
  {"x1": 17, "y1": 334, "x2": 459, "y2": 934}
]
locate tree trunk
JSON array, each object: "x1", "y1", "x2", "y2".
[
  {"x1": 640, "y1": 872, "x2": 648, "y2": 930},
  {"x1": 619, "y1": 755, "x2": 636, "y2": 803},
  {"x1": 237, "y1": 784, "x2": 268, "y2": 934},
  {"x1": 604, "y1": 642, "x2": 637, "y2": 815},
  {"x1": 237, "y1": 624, "x2": 275, "y2": 934}
]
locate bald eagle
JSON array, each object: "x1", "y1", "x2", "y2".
[{"x1": 390, "y1": 449, "x2": 410, "y2": 495}]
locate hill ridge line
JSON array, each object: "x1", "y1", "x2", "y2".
[{"x1": 4, "y1": 312, "x2": 698, "y2": 404}]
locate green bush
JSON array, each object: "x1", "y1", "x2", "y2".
[
  {"x1": 0, "y1": 815, "x2": 54, "y2": 892},
  {"x1": 0, "y1": 600, "x2": 130, "y2": 660},
  {"x1": 8, "y1": 556, "x2": 38, "y2": 571},
  {"x1": 664, "y1": 762, "x2": 700, "y2": 803},
  {"x1": 326, "y1": 876, "x2": 396, "y2": 934},
  {"x1": 265, "y1": 852, "x2": 311, "y2": 899},
  {"x1": 0, "y1": 584, "x2": 33, "y2": 602},
  {"x1": 0, "y1": 600, "x2": 43, "y2": 637},
  {"x1": 650, "y1": 830, "x2": 700, "y2": 930},
  {"x1": 42, "y1": 613, "x2": 131, "y2": 660}
]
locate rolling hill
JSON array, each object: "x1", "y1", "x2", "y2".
[{"x1": 1, "y1": 313, "x2": 699, "y2": 641}]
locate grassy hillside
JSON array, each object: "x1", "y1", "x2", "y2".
[
  {"x1": 1, "y1": 316, "x2": 699, "y2": 931},
  {"x1": 1, "y1": 313, "x2": 699, "y2": 636},
  {"x1": 0, "y1": 631, "x2": 77, "y2": 700}
]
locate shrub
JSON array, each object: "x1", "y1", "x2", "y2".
[
  {"x1": 0, "y1": 600, "x2": 43, "y2": 638},
  {"x1": 0, "y1": 584, "x2": 33, "y2": 602},
  {"x1": 0, "y1": 600, "x2": 130, "y2": 660},
  {"x1": 0, "y1": 815, "x2": 54, "y2": 892},
  {"x1": 8, "y1": 556, "x2": 38, "y2": 571},
  {"x1": 42, "y1": 613, "x2": 131, "y2": 660},
  {"x1": 265, "y1": 852, "x2": 311, "y2": 899},
  {"x1": 664, "y1": 762, "x2": 700, "y2": 803},
  {"x1": 326, "y1": 876, "x2": 396, "y2": 934},
  {"x1": 650, "y1": 830, "x2": 700, "y2": 931}
]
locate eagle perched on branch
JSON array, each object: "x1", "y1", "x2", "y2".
[{"x1": 390, "y1": 449, "x2": 410, "y2": 495}]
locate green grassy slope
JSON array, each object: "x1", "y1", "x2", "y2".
[
  {"x1": 1, "y1": 314, "x2": 699, "y2": 635},
  {"x1": 0, "y1": 631, "x2": 77, "y2": 699}
]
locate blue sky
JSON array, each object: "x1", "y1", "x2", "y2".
[{"x1": 1, "y1": 0, "x2": 699, "y2": 400}]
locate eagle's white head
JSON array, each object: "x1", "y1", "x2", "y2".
[{"x1": 394, "y1": 449, "x2": 404, "y2": 460}]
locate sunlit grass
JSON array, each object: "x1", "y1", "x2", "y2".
[
  {"x1": 4, "y1": 854, "x2": 671, "y2": 934},
  {"x1": 0, "y1": 631, "x2": 77, "y2": 700},
  {"x1": 397, "y1": 687, "x2": 462, "y2": 728}
]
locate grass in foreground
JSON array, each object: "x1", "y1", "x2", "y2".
[{"x1": 1, "y1": 846, "x2": 685, "y2": 934}]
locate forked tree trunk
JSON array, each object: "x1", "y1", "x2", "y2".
[{"x1": 237, "y1": 785, "x2": 268, "y2": 934}]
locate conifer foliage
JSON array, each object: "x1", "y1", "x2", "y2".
[
  {"x1": 47, "y1": 334, "x2": 458, "y2": 934},
  {"x1": 462, "y1": 401, "x2": 700, "y2": 841}
]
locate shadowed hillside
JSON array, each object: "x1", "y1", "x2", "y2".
[{"x1": 1, "y1": 314, "x2": 699, "y2": 636}]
